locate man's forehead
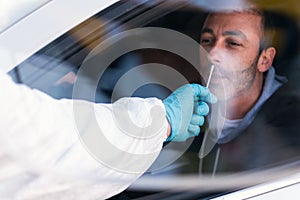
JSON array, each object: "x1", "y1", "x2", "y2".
[
  {"x1": 201, "y1": 12, "x2": 263, "y2": 40},
  {"x1": 203, "y1": 12, "x2": 263, "y2": 31},
  {"x1": 207, "y1": 11, "x2": 262, "y2": 21}
]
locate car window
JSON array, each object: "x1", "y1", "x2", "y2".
[{"x1": 8, "y1": 0, "x2": 300, "y2": 199}]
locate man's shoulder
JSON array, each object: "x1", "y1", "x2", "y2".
[{"x1": 257, "y1": 81, "x2": 300, "y2": 123}]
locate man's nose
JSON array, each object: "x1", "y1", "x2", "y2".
[{"x1": 207, "y1": 42, "x2": 222, "y2": 64}]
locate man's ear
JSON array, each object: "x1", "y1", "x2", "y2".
[{"x1": 257, "y1": 47, "x2": 276, "y2": 72}]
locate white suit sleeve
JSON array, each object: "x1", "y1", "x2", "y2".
[{"x1": 0, "y1": 71, "x2": 168, "y2": 199}]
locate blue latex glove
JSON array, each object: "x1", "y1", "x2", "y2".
[{"x1": 163, "y1": 84, "x2": 217, "y2": 142}]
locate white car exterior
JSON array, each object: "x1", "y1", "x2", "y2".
[{"x1": 0, "y1": 0, "x2": 118, "y2": 72}]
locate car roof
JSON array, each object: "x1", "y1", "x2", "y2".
[
  {"x1": 0, "y1": 0, "x2": 119, "y2": 72},
  {"x1": 0, "y1": 0, "x2": 51, "y2": 33}
]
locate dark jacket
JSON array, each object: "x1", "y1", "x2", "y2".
[{"x1": 191, "y1": 81, "x2": 300, "y2": 175}]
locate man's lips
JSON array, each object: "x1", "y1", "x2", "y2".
[
  {"x1": 212, "y1": 72, "x2": 224, "y2": 78},
  {"x1": 209, "y1": 73, "x2": 228, "y2": 85},
  {"x1": 203, "y1": 64, "x2": 231, "y2": 86},
  {"x1": 209, "y1": 64, "x2": 231, "y2": 79}
]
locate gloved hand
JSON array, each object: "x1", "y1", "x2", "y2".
[{"x1": 163, "y1": 84, "x2": 217, "y2": 142}]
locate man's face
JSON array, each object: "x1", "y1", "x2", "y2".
[{"x1": 200, "y1": 12, "x2": 263, "y2": 100}]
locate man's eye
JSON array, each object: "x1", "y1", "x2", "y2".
[
  {"x1": 228, "y1": 41, "x2": 242, "y2": 47},
  {"x1": 201, "y1": 38, "x2": 212, "y2": 45}
]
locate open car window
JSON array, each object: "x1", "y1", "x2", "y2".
[{"x1": 7, "y1": 0, "x2": 300, "y2": 199}]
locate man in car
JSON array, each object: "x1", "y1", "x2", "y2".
[
  {"x1": 110, "y1": 2, "x2": 300, "y2": 199},
  {"x1": 193, "y1": 2, "x2": 300, "y2": 174},
  {"x1": 144, "y1": 2, "x2": 300, "y2": 178}
]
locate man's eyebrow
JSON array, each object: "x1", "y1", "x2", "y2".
[
  {"x1": 201, "y1": 28, "x2": 248, "y2": 41},
  {"x1": 201, "y1": 27, "x2": 213, "y2": 34},
  {"x1": 223, "y1": 30, "x2": 247, "y2": 40}
]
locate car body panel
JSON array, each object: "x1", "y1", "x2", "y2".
[{"x1": 0, "y1": 0, "x2": 118, "y2": 72}]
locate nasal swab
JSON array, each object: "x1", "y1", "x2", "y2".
[{"x1": 206, "y1": 64, "x2": 215, "y2": 88}]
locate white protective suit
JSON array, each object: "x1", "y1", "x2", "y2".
[{"x1": 0, "y1": 71, "x2": 168, "y2": 199}]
